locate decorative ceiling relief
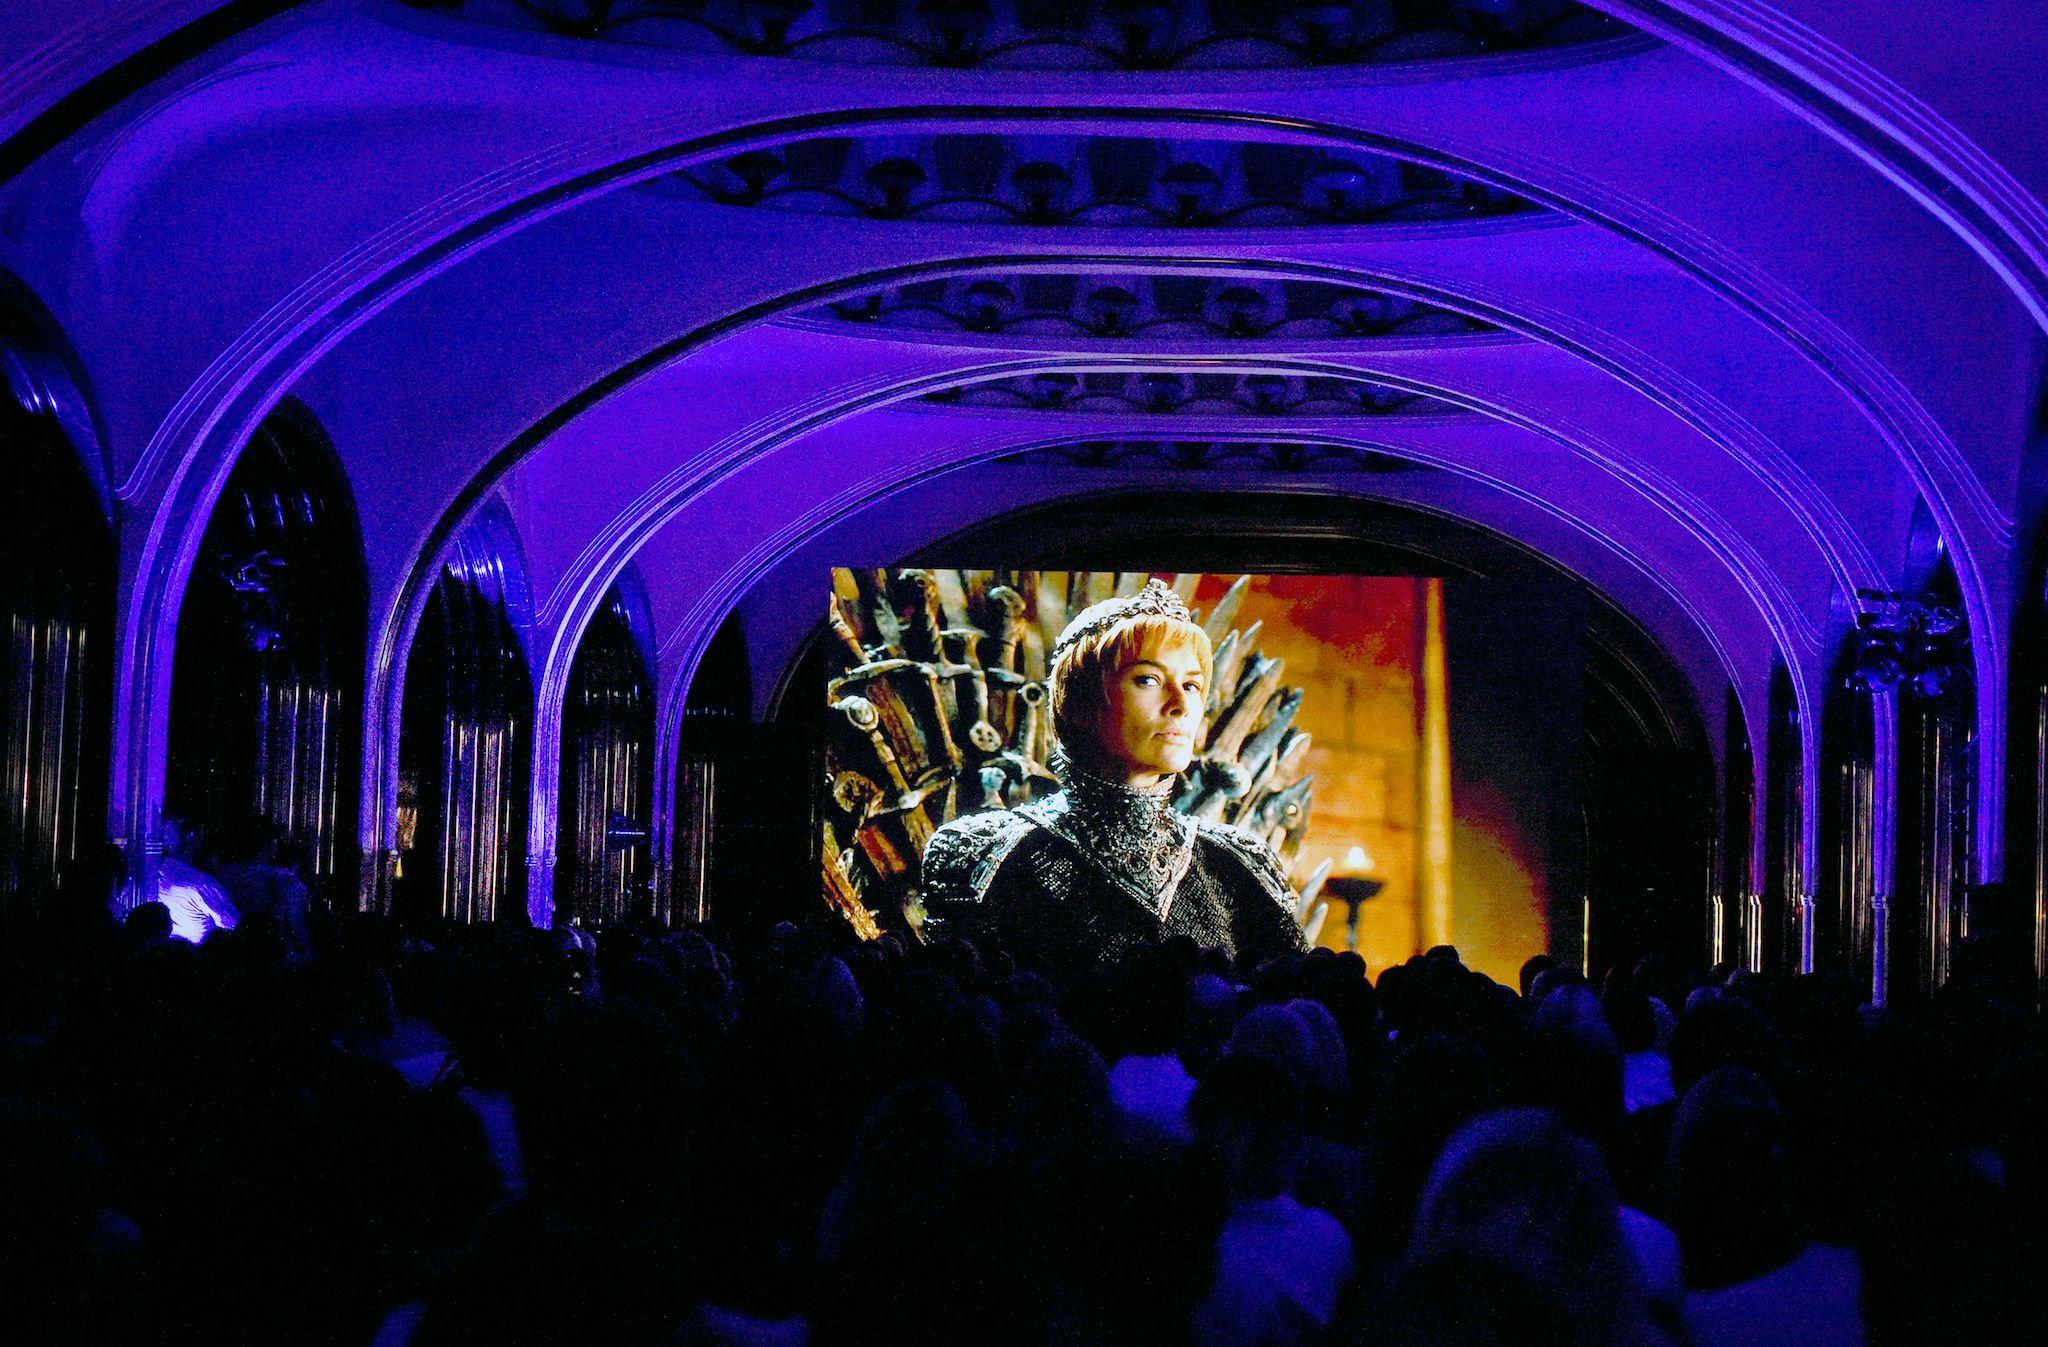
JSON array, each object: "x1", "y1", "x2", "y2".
[
  {"x1": 654, "y1": 131, "x2": 1540, "y2": 225},
  {"x1": 1011, "y1": 440, "x2": 1423, "y2": 472},
  {"x1": 920, "y1": 371, "x2": 1465, "y2": 416},
  {"x1": 814, "y1": 274, "x2": 1502, "y2": 339},
  {"x1": 439, "y1": 0, "x2": 1633, "y2": 70}
]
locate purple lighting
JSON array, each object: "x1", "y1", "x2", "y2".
[
  {"x1": 0, "y1": 0, "x2": 2039, "y2": 1001},
  {"x1": 3, "y1": 3, "x2": 2048, "y2": 1344}
]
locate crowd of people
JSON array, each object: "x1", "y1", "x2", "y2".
[{"x1": 1, "y1": 847, "x2": 2043, "y2": 1345}]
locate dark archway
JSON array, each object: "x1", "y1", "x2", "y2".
[
  {"x1": 0, "y1": 343, "x2": 113, "y2": 923},
  {"x1": 1581, "y1": 608, "x2": 1717, "y2": 980},
  {"x1": 671, "y1": 612, "x2": 818, "y2": 933},
  {"x1": 1717, "y1": 687, "x2": 1754, "y2": 973},
  {"x1": 1891, "y1": 559, "x2": 1973, "y2": 1000},
  {"x1": 2006, "y1": 449, "x2": 2048, "y2": 1001},
  {"x1": 2028, "y1": 582, "x2": 2048, "y2": 1000},
  {"x1": 1759, "y1": 660, "x2": 1806, "y2": 974},
  {"x1": 1819, "y1": 639, "x2": 1879, "y2": 989},
  {"x1": 165, "y1": 400, "x2": 367, "y2": 903},
  {"x1": 395, "y1": 513, "x2": 535, "y2": 925},
  {"x1": 556, "y1": 588, "x2": 656, "y2": 928}
]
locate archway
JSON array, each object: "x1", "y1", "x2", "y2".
[
  {"x1": 165, "y1": 400, "x2": 367, "y2": 903},
  {"x1": 393, "y1": 507, "x2": 536, "y2": 925},
  {"x1": 1581, "y1": 605, "x2": 1717, "y2": 979},
  {"x1": 1715, "y1": 688, "x2": 1754, "y2": 972},
  {"x1": 1889, "y1": 558, "x2": 1974, "y2": 999},
  {"x1": 1761, "y1": 659, "x2": 1806, "y2": 973},
  {"x1": 555, "y1": 586, "x2": 656, "y2": 928},
  {"x1": 668, "y1": 612, "x2": 821, "y2": 935},
  {"x1": 1820, "y1": 636, "x2": 1880, "y2": 991},
  {"x1": 0, "y1": 341, "x2": 113, "y2": 922}
]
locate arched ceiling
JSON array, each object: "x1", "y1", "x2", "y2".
[{"x1": 4, "y1": 0, "x2": 2046, "y2": 881}]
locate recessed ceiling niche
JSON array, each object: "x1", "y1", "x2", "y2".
[
  {"x1": 452, "y1": 0, "x2": 1638, "y2": 71},
  {"x1": 650, "y1": 130, "x2": 1542, "y2": 226}
]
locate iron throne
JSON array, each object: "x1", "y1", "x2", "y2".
[{"x1": 821, "y1": 569, "x2": 1331, "y2": 944}]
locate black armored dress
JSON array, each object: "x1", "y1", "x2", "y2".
[{"x1": 921, "y1": 756, "x2": 1307, "y2": 985}]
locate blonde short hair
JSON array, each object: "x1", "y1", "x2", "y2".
[{"x1": 1048, "y1": 611, "x2": 1214, "y2": 769}]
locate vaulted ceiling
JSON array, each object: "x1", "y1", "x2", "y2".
[{"x1": 5, "y1": 0, "x2": 2045, "y2": 880}]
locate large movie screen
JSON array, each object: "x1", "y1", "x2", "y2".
[{"x1": 820, "y1": 569, "x2": 1581, "y2": 985}]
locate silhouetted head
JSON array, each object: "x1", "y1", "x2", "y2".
[
  {"x1": 1529, "y1": 965, "x2": 1584, "y2": 1006},
  {"x1": 1010, "y1": 1032, "x2": 1115, "y2": 1164},
  {"x1": 1520, "y1": 953, "x2": 1559, "y2": 1000},
  {"x1": 1664, "y1": 1066, "x2": 1798, "y2": 1290},
  {"x1": 1602, "y1": 988, "x2": 1658, "y2": 1054},
  {"x1": 1190, "y1": 1052, "x2": 1304, "y2": 1201},
  {"x1": 1413, "y1": 1108, "x2": 1645, "y2": 1332},
  {"x1": 121, "y1": 901, "x2": 172, "y2": 946}
]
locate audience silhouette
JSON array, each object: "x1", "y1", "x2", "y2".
[{"x1": 0, "y1": 851, "x2": 2042, "y2": 1346}]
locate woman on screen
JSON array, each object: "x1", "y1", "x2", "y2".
[{"x1": 921, "y1": 579, "x2": 1305, "y2": 984}]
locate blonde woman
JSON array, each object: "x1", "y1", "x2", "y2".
[{"x1": 922, "y1": 580, "x2": 1303, "y2": 983}]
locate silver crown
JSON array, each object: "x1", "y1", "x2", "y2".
[{"x1": 1050, "y1": 579, "x2": 1195, "y2": 664}]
